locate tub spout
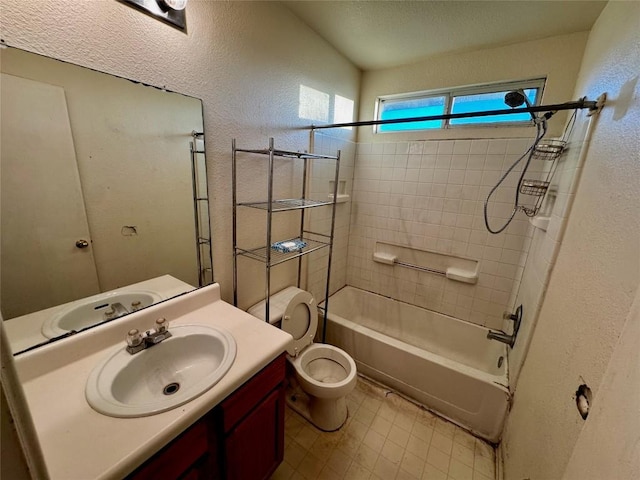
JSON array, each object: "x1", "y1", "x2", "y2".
[
  {"x1": 487, "y1": 305, "x2": 523, "y2": 348},
  {"x1": 487, "y1": 330, "x2": 516, "y2": 347}
]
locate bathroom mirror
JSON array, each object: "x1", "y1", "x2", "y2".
[{"x1": 0, "y1": 46, "x2": 212, "y2": 354}]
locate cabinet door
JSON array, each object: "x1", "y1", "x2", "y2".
[
  {"x1": 127, "y1": 419, "x2": 214, "y2": 480},
  {"x1": 224, "y1": 386, "x2": 285, "y2": 480}
]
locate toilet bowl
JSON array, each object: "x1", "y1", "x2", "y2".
[{"x1": 248, "y1": 287, "x2": 357, "y2": 431}]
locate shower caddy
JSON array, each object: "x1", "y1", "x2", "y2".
[{"x1": 232, "y1": 138, "x2": 340, "y2": 336}]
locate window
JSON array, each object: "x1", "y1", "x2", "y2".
[{"x1": 376, "y1": 78, "x2": 545, "y2": 132}]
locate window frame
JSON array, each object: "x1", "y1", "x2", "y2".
[{"x1": 375, "y1": 77, "x2": 547, "y2": 133}]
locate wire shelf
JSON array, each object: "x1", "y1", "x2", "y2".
[
  {"x1": 234, "y1": 147, "x2": 338, "y2": 160},
  {"x1": 532, "y1": 140, "x2": 566, "y2": 161},
  {"x1": 238, "y1": 198, "x2": 334, "y2": 211},
  {"x1": 236, "y1": 236, "x2": 330, "y2": 266},
  {"x1": 520, "y1": 179, "x2": 550, "y2": 197}
]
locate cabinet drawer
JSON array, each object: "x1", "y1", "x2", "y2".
[{"x1": 220, "y1": 354, "x2": 285, "y2": 433}]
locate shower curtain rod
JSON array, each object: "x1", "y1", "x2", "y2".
[{"x1": 309, "y1": 98, "x2": 598, "y2": 130}]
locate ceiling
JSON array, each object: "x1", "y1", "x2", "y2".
[{"x1": 281, "y1": 1, "x2": 607, "y2": 70}]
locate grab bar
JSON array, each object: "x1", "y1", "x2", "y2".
[
  {"x1": 394, "y1": 260, "x2": 446, "y2": 276},
  {"x1": 371, "y1": 252, "x2": 478, "y2": 284}
]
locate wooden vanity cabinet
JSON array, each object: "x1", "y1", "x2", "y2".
[{"x1": 127, "y1": 354, "x2": 286, "y2": 480}]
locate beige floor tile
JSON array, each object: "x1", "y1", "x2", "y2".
[
  {"x1": 394, "y1": 411, "x2": 417, "y2": 432},
  {"x1": 370, "y1": 415, "x2": 393, "y2": 437},
  {"x1": 397, "y1": 467, "x2": 421, "y2": 480},
  {"x1": 400, "y1": 451, "x2": 426, "y2": 479},
  {"x1": 326, "y1": 449, "x2": 353, "y2": 476},
  {"x1": 453, "y1": 428, "x2": 476, "y2": 451},
  {"x1": 422, "y1": 463, "x2": 448, "y2": 480},
  {"x1": 361, "y1": 397, "x2": 383, "y2": 414},
  {"x1": 433, "y1": 418, "x2": 456, "y2": 438},
  {"x1": 296, "y1": 425, "x2": 321, "y2": 450},
  {"x1": 280, "y1": 380, "x2": 497, "y2": 480},
  {"x1": 430, "y1": 431, "x2": 453, "y2": 455},
  {"x1": 345, "y1": 418, "x2": 369, "y2": 442},
  {"x1": 310, "y1": 433, "x2": 341, "y2": 458},
  {"x1": 289, "y1": 471, "x2": 307, "y2": 480},
  {"x1": 451, "y1": 442, "x2": 474, "y2": 468},
  {"x1": 363, "y1": 429, "x2": 386, "y2": 453},
  {"x1": 426, "y1": 445, "x2": 450, "y2": 474},
  {"x1": 411, "y1": 421, "x2": 434, "y2": 444},
  {"x1": 284, "y1": 439, "x2": 308, "y2": 468},
  {"x1": 296, "y1": 451, "x2": 325, "y2": 480},
  {"x1": 416, "y1": 409, "x2": 437, "y2": 427},
  {"x1": 474, "y1": 439, "x2": 494, "y2": 460},
  {"x1": 270, "y1": 461, "x2": 295, "y2": 480},
  {"x1": 354, "y1": 444, "x2": 380, "y2": 471},
  {"x1": 349, "y1": 389, "x2": 367, "y2": 405},
  {"x1": 388, "y1": 424, "x2": 411, "y2": 448},
  {"x1": 473, "y1": 453, "x2": 495, "y2": 479},
  {"x1": 373, "y1": 455, "x2": 400, "y2": 479},
  {"x1": 354, "y1": 405, "x2": 377, "y2": 426},
  {"x1": 406, "y1": 434, "x2": 430, "y2": 460},
  {"x1": 377, "y1": 402, "x2": 398, "y2": 423},
  {"x1": 344, "y1": 461, "x2": 372, "y2": 480},
  {"x1": 472, "y1": 470, "x2": 494, "y2": 480},
  {"x1": 381, "y1": 438, "x2": 405, "y2": 465},
  {"x1": 449, "y1": 458, "x2": 473, "y2": 480},
  {"x1": 317, "y1": 464, "x2": 344, "y2": 480}
]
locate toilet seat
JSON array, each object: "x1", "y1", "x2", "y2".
[{"x1": 281, "y1": 289, "x2": 317, "y2": 356}]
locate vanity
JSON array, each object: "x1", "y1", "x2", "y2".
[{"x1": 12, "y1": 284, "x2": 292, "y2": 480}]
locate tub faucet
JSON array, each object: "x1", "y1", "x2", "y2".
[
  {"x1": 126, "y1": 318, "x2": 172, "y2": 354},
  {"x1": 487, "y1": 305, "x2": 522, "y2": 348}
]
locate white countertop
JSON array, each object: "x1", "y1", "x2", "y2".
[{"x1": 13, "y1": 284, "x2": 292, "y2": 480}]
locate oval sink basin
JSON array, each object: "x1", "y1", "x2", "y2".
[
  {"x1": 85, "y1": 324, "x2": 236, "y2": 417},
  {"x1": 42, "y1": 290, "x2": 163, "y2": 339}
]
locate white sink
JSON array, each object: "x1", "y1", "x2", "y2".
[
  {"x1": 41, "y1": 290, "x2": 163, "y2": 339},
  {"x1": 85, "y1": 324, "x2": 236, "y2": 417}
]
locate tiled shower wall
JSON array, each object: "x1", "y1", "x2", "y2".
[
  {"x1": 347, "y1": 138, "x2": 549, "y2": 330},
  {"x1": 508, "y1": 113, "x2": 591, "y2": 383}
]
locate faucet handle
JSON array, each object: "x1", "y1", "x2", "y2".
[
  {"x1": 503, "y1": 311, "x2": 518, "y2": 321},
  {"x1": 126, "y1": 328, "x2": 143, "y2": 347},
  {"x1": 155, "y1": 318, "x2": 169, "y2": 333}
]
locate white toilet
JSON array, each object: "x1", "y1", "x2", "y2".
[{"x1": 248, "y1": 286, "x2": 357, "y2": 431}]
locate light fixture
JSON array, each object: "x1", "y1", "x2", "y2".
[{"x1": 120, "y1": 0, "x2": 187, "y2": 31}]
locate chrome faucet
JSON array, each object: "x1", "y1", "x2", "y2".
[
  {"x1": 487, "y1": 305, "x2": 522, "y2": 348},
  {"x1": 126, "y1": 318, "x2": 172, "y2": 354}
]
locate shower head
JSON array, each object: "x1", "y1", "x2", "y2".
[
  {"x1": 505, "y1": 89, "x2": 537, "y2": 120},
  {"x1": 504, "y1": 90, "x2": 528, "y2": 108}
]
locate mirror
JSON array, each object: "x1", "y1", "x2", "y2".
[{"x1": 0, "y1": 46, "x2": 212, "y2": 354}]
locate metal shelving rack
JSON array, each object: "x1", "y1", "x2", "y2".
[{"x1": 232, "y1": 138, "x2": 340, "y2": 331}]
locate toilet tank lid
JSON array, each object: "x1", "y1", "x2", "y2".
[{"x1": 247, "y1": 286, "x2": 309, "y2": 325}]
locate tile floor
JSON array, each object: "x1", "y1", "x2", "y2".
[{"x1": 271, "y1": 377, "x2": 496, "y2": 480}]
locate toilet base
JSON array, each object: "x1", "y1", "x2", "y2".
[{"x1": 286, "y1": 378, "x2": 349, "y2": 432}]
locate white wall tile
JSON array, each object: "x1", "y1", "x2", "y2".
[{"x1": 346, "y1": 137, "x2": 539, "y2": 328}]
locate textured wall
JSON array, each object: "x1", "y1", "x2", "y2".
[
  {"x1": 502, "y1": 2, "x2": 640, "y2": 478},
  {"x1": 358, "y1": 32, "x2": 589, "y2": 142},
  {"x1": 0, "y1": 0, "x2": 361, "y2": 305},
  {"x1": 561, "y1": 287, "x2": 640, "y2": 480}
]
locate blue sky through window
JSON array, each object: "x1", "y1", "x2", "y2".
[{"x1": 376, "y1": 80, "x2": 543, "y2": 132}]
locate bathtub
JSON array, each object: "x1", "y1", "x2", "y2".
[{"x1": 322, "y1": 286, "x2": 510, "y2": 442}]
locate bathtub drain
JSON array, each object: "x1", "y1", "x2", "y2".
[{"x1": 497, "y1": 356, "x2": 504, "y2": 369}]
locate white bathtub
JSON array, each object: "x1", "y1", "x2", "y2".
[{"x1": 323, "y1": 286, "x2": 510, "y2": 442}]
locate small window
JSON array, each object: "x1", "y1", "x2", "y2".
[
  {"x1": 376, "y1": 79, "x2": 545, "y2": 132},
  {"x1": 379, "y1": 95, "x2": 446, "y2": 132}
]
